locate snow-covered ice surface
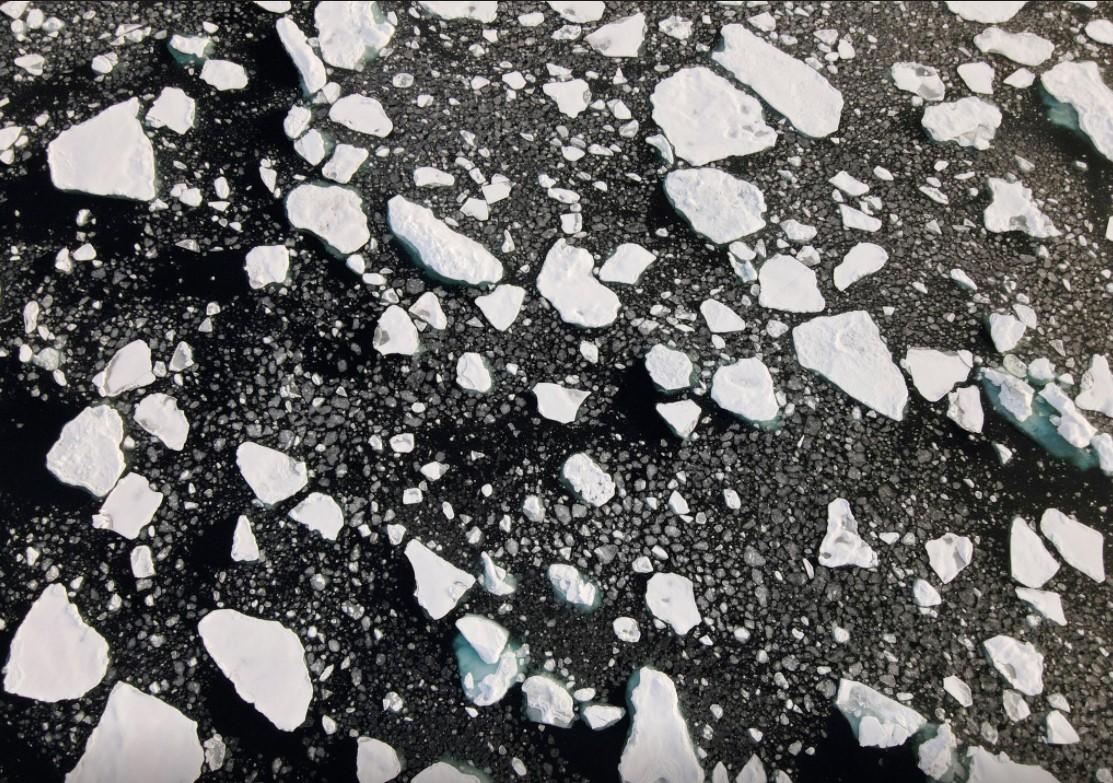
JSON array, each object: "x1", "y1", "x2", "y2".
[{"x1": 4, "y1": 3, "x2": 1113, "y2": 782}]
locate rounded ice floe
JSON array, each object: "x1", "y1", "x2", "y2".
[
  {"x1": 613, "y1": 616, "x2": 641, "y2": 643},
  {"x1": 645, "y1": 572, "x2": 701, "y2": 635},
  {"x1": 982, "y1": 634, "x2": 1044, "y2": 695},
  {"x1": 903, "y1": 348, "x2": 972, "y2": 402},
  {"x1": 475, "y1": 284, "x2": 525, "y2": 331},
  {"x1": 925, "y1": 532, "x2": 974, "y2": 583},
  {"x1": 235, "y1": 441, "x2": 308, "y2": 505},
  {"x1": 46, "y1": 404, "x2": 126, "y2": 497},
  {"x1": 599, "y1": 243, "x2": 656, "y2": 285},
  {"x1": 664, "y1": 168, "x2": 766, "y2": 245},
  {"x1": 47, "y1": 98, "x2": 156, "y2": 201},
  {"x1": 405, "y1": 539, "x2": 475, "y2": 620},
  {"x1": 656, "y1": 400, "x2": 701, "y2": 439},
  {"x1": 1010, "y1": 517, "x2": 1059, "y2": 589},
  {"x1": 983, "y1": 177, "x2": 1058, "y2": 237},
  {"x1": 418, "y1": 1, "x2": 498, "y2": 23},
  {"x1": 711, "y1": 358, "x2": 780, "y2": 425},
  {"x1": 644, "y1": 344, "x2": 693, "y2": 392},
  {"x1": 536, "y1": 239, "x2": 620, "y2": 328},
  {"x1": 945, "y1": 1, "x2": 1027, "y2": 24},
  {"x1": 584, "y1": 13, "x2": 646, "y2": 58},
  {"x1": 522, "y1": 675, "x2": 575, "y2": 727},
  {"x1": 819, "y1": 498, "x2": 878, "y2": 569},
  {"x1": 65, "y1": 682, "x2": 203, "y2": 783},
  {"x1": 288, "y1": 491, "x2": 344, "y2": 540},
  {"x1": 315, "y1": 1, "x2": 395, "y2": 71},
  {"x1": 199, "y1": 609, "x2": 313, "y2": 731},
  {"x1": 560, "y1": 452, "x2": 614, "y2": 507},
  {"x1": 374, "y1": 305, "x2": 420, "y2": 356},
  {"x1": 834, "y1": 679, "x2": 926, "y2": 749},
  {"x1": 4, "y1": 584, "x2": 109, "y2": 702},
  {"x1": 758, "y1": 255, "x2": 825, "y2": 313},
  {"x1": 286, "y1": 183, "x2": 370, "y2": 255},
  {"x1": 921, "y1": 97, "x2": 1001, "y2": 150},
  {"x1": 93, "y1": 339, "x2": 156, "y2": 398},
  {"x1": 792, "y1": 311, "x2": 909, "y2": 421},
  {"x1": 356, "y1": 737, "x2": 403, "y2": 783},
  {"x1": 456, "y1": 352, "x2": 493, "y2": 393},
  {"x1": 244, "y1": 244, "x2": 290, "y2": 289},
  {"x1": 532, "y1": 382, "x2": 589, "y2": 423},
  {"x1": 329, "y1": 93, "x2": 393, "y2": 136},
  {"x1": 388, "y1": 195, "x2": 503, "y2": 286},
  {"x1": 547, "y1": 563, "x2": 598, "y2": 609},
  {"x1": 619, "y1": 668, "x2": 703, "y2": 783},
  {"x1": 833, "y1": 242, "x2": 888, "y2": 292},
  {"x1": 650, "y1": 66, "x2": 776, "y2": 165},
  {"x1": 134, "y1": 392, "x2": 190, "y2": 450},
  {"x1": 891, "y1": 62, "x2": 946, "y2": 101},
  {"x1": 93, "y1": 472, "x2": 164, "y2": 539}
]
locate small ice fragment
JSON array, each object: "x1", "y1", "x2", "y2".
[{"x1": 819, "y1": 498, "x2": 878, "y2": 569}]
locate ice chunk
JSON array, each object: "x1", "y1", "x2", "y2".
[
  {"x1": 276, "y1": 16, "x2": 326, "y2": 94},
  {"x1": 983, "y1": 178, "x2": 1058, "y2": 237},
  {"x1": 65, "y1": 682, "x2": 203, "y2": 783},
  {"x1": 945, "y1": 2, "x2": 1026, "y2": 23},
  {"x1": 839, "y1": 205, "x2": 881, "y2": 232},
  {"x1": 1010, "y1": 516, "x2": 1059, "y2": 588},
  {"x1": 316, "y1": 1, "x2": 394, "y2": 71},
  {"x1": 455, "y1": 614, "x2": 509, "y2": 664},
  {"x1": 792, "y1": 311, "x2": 909, "y2": 421},
  {"x1": 830, "y1": 171, "x2": 870, "y2": 197},
  {"x1": 599, "y1": 243, "x2": 656, "y2": 285},
  {"x1": 134, "y1": 393, "x2": 189, "y2": 451},
  {"x1": 987, "y1": 312, "x2": 1026, "y2": 352},
  {"x1": 947, "y1": 385, "x2": 984, "y2": 433},
  {"x1": 547, "y1": 563, "x2": 598, "y2": 609},
  {"x1": 913, "y1": 579, "x2": 941, "y2": 607},
  {"x1": 561, "y1": 452, "x2": 614, "y2": 506},
  {"x1": 974, "y1": 27, "x2": 1053, "y2": 67},
  {"x1": 533, "y1": 383, "x2": 589, "y2": 424},
  {"x1": 966, "y1": 747, "x2": 1057, "y2": 783},
  {"x1": 921, "y1": 97, "x2": 1001, "y2": 150},
  {"x1": 547, "y1": 1, "x2": 604, "y2": 23},
  {"x1": 536, "y1": 239, "x2": 620, "y2": 328},
  {"x1": 1045, "y1": 710, "x2": 1079, "y2": 744},
  {"x1": 374, "y1": 306, "x2": 420, "y2": 356},
  {"x1": 198, "y1": 609, "x2": 313, "y2": 731},
  {"x1": 1039, "y1": 383, "x2": 1096, "y2": 448},
  {"x1": 583, "y1": 703, "x2": 625, "y2": 730},
  {"x1": 1015, "y1": 587, "x2": 1066, "y2": 625},
  {"x1": 244, "y1": 245, "x2": 290, "y2": 289},
  {"x1": 904, "y1": 348, "x2": 972, "y2": 402},
  {"x1": 454, "y1": 632, "x2": 525, "y2": 706},
  {"x1": 1040, "y1": 61, "x2": 1113, "y2": 163},
  {"x1": 833, "y1": 242, "x2": 888, "y2": 291},
  {"x1": 410, "y1": 292, "x2": 447, "y2": 331},
  {"x1": 1039, "y1": 508, "x2": 1104, "y2": 582},
  {"x1": 231, "y1": 515, "x2": 260, "y2": 562},
  {"x1": 405, "y1": 539, "x2": 475, "y2": 620},
  {"x1": 619, "y1": 668, "x2": 703, "y2": 783},
  {"x1": 1076, "y1": 354, "x2": 1113, "y2": 417},
  {"x1": 388, "y1": 195, "x2": 503, "y2": 286},
  {"x1": 47, "y1": 98, "x2": 156, "y2": 201},
  {"x1": 925, "y1": 533, "x2": 974, "y2": 583},
  {"x1": 356, "y1": 737, "x2": 402, "y2": 783},
  {"x1": 891, "y1": 62, "x2": 946, "y2": 101},
  {"x1": 819, "y1": 498, "x2": 878, "y2": 569},
  {"x1": 645, "y1": 572, "x2": 701, "y2": 635},
  {"x1": 918, "y1": 724, "x2": 960, "y2": 782},
  {"x1": 145, "y1": 87, "x2": 196, "y2": 134},
  {"x1": 1087, "y1": 18, "x2": 1113, "y2": 45},
  {"x1": 664, "y1": 168, "x2": 766, "y2": 244},
  {"x1": 322, "y1": 143, "x2": 368, "y2": 184},
  {"x1": 943, "y1": 675, "x2": 972, "y2": 707},
  {"x1": 475, "y1": 284, "x2": 525, "y2": 331},
  {"x1": 418, "y1": 1, "x2": 497, "y2": 23},
  {"x1": 758, "y1": 255, "x2": 825, "y2": 313},
  {"x1": 93, "y1": 339, "x2": 155, "y2": 397},
  {"x1": 835, "y1": 679, "x2": 926, "y2": 748},
  {"x1": 200, "y1": 60, "x2": 249, "y2": 91},
  {"x1": 287, "y1": 184, "x2": 370, "y2": 255},
  {"x1": 522, "y1": 675, "x2": 575, "y2": 727},
  {"x1": 657, "y1": 400, "x2": 701, "y2": 439},
  {"x1": 585, "y1": 13, "x2": 645, "y2": 58},
  {"x1": 4, "y1": 584, "x2": 108, "y2": 702},
  {"x1": 711, "y1": 358, "x2": 780, "y2": 425},
  {"x1": 650, "y1": 66, "x2": 775, "y2": 165},
  {"x1": 236, "y1": 441, "x2": 308, "y2": 505},
  {"x1": 958, "y1": 61, "x2": 995, "y2": 94},
  {"x1": 329, "y1": 94, "x2": 393, "y2": 136},
  {"x1": 699, "y1": 299, "x2": 745, "y2": 333},
  {"x1": 93, "y1": 472, "x2": 163, "y2": 539},
  {"x1": 46, "y1": 405, "x2": 126, "y2": 497},
  {"x1": 712, "y1": 24, "x2": 843, "y2": 137},
  {"x1": 456, "y1": 352, "x2": 492, "y2": 393},
  {"x1": 288, "y1": 492, "x2": 344, "y2": 540},
  {"x1": 983, "y1": 634, "x2": 1044, "y2": 695},
  {"x1": 645, "y1": 345, "x2": 693, "y2": 392},
  {"x1": 542, "y1": 79, "x2": 591, "y2": 118}
]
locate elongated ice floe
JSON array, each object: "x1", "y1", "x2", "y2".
[
  {"x1": 664, "y1": 168, "x2": 766, "y2": 244},
  {"x1": 548, "y1": 1, "x2": 604, "y2": 23},
  {"x1": 1040, "y1": 508, "x2": 1104, "y2": 582},
  {"x1": 48, "y1": 98, "x2": 156, "y2": 201},
  {"x1": 965, "y1": 747, "x2": 1057, "y2": 783},
  {"x1": 711, "y1": 358, "x2": 780, "y2": 425},
  {"x1": 315, "y1": 1, "x2": 394, "y2": 70},
  {"x1": 793, "y1": 311, "x2": 908, "y2": 421},
  {"x1": 236, "y1": 441, "x2": 308, "y2": 505},
  {"x1": 276, "y1": 16, "x2": 326, "y2": 94},
  {"x1": 536, "y1": 239, "x2": 620, "y2": 328},
  {"x1": 46, "y1": 404, "x2": 126, "y2": 497},
  {"x1": 891, "y1": 62, "x2": 945, "y2": 101},
  {"x1": 712, "y1": 24, "x2": 843, "y2": 138},
  {"x1": 983, "y1": 178, "x2": 1058, "y2": 237},
  {"x1": 329, "y1": 93, "x2": 393, "y2": 136},
  {"x1": 199, "y1": 609, "x2": 313, "y2": 731},
  {"x1": 645, "y1": 572, "x2": 701, "y2": 635},
  {"x1": 66, "y1": 682, "x2": 203, "y2": 783},
  {"x1": 406, "y1": 539, "x2": 475, "y2": 620},
  {"x1": 1040, "y1": 60, "x2": 1113, "y2": 163},
  {"x1": 974, "y1": 27, "x2": 1052, "y2": 67},
  {"x1": 619, "y1": 668, "x2": 702, "y2": 783},
  {"x1": 232, "y1": 515, "x2": 260, "y2": 562},
  {"x1": 1076, "y1": 354, "x2": 1113, "y2": 417},
  {"x1": 650, "y1": 66, "x2": 775, "y2": 165},
  {"x1": 819, "y1": 498, "x2": 878, "y2": 569},
  {"x1": 1011, "y1": 516, "x2": 1059, "y2": 588},
  {"x1": 4, "y1": 584, "x2": 108, "y2": 702},
  {"x1": 835, "y1": 679, "x2": 926, "y2": 748},
  {"x1": 388, "y1": 195, "x2": 503, "y2": 286},
  {"x1": 287, "y1": 184, "x2": 370, "y2": 255},
  {"x1": 922, "y1": 96, "x2": 1001, "y2": 150},
  {"x1": 758, "y1": 254, "x2": 825, "y2": 313}
]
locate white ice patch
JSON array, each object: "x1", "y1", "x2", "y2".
[
  {"x1": 793, "y1": 311, "x2": 909, "y2": 421},
  {"x1": 833, "y1": 242, "x2": 888, "y2": 291},
  {"x1": 405, "y1": 539, "x2": 475, "y2": 620},
  {"x1": 891, "y1": 62, "x2": 946, "y2": 101},
  {"x1": 645, "y1": 345, "x2": 693, "y2": 393},
  {"x1": 134, "y1": 392, "x2": 189, "y2": 451},
  {"x1": 419, "y1": 1, "x2": 497, "y2": 23},
  {"x1": 145, "y1": 87, "x2": 196, "y2": 134},
  {"x1": 583, "y1": 703, "x2": 625, "y2": 730},
  {"x1": 1040, "y1": 508, "x2": 1104, "y2": 582},
  {"x1": 388, "y1": 195, "x2": 504, "y2": 286},
  {"x1": 945, "y1": 1, "x2": 1026, "y2": 23},
  {"x1": 46, "y1": 405, "x2": 126, "y2": 497},
  {"x1": 1015, "y1": 587, "x2": 1066, "y2": 625},
  {"x1": 958, "y1": 62, "x2": 995, "y2": 94},
  {"x1": 987, "y1": 312, "x2": 1026, "y2": 353},
  {"x1": 4, "y1": 584, "x2": 108, "y2": 702},
  {"x1": 983, "y1": 634, "x2": 1044, "y2": 696},
  {"x1": 819, "y1": 498, "x2": 878, "y2": 569},
  {"x1": 93, "y1": 472, "x2": 163, "y2": 539},
  {"x1": 645, "y1": 572, "x2": 701, "y2": 635},
  {"x1": 921, "y1": 96, "x2": 1001, "y2": 150},
  {"x1": 356, "y1": 737, "x2": 403, "y2": 783},
  {"x1": 547, "y1": 1, "x2": 604, "y2": 23},
  {"x1": 236, "y1": 441, "x2": 308, "y2": 505},
  {"x1": 522, "y1": 675, "x2": 575, "y2": 727},
  {"x1": 1041, "y1": 60, "x2": 1113, "y2": 163},
  {"x1": 711, "y1": 358, "x2": 780, "y2": 424},
  {"x1": 244, "y1": 244, "x2": 290, "y2": 289},
  {"x1": 1010, "y1": 516, "x2": 1059, "y2": 588},
  {"x1": 66, "y1": 682, "x2": 203, "y2": 783},
  {"x1": 475, "y1": 284, "x2": 526, "y2": 331},
  {"x1": 947, "y1": 385, "x2": 984, "y2": 433},
  {"x1": 276, "y1": 16, "x2": 326, "y2": 94},
  {"x1": 903, "y1": 348, "x2": 973, "y2": 402},
  {"x1": 287, "y1": 184, "x2": 370, "y2": 255},
  {"x1": 839, "y1": 205, "x2": 882, "y2": 233},
  {"x1": 456, "y1": 352, "x2": 493, "y2": 393},
  {"x1": 835, "y1": 679, "x2": 926, "y2": 748},
  {"x1": 288, "y1": 491, "x2": 344, "y2": 540},
  {"x1": 699, "y1": 299, "x2": 745, "y2": 333},
  {"x1": 329, "y1": 93, "x2": 393, "y2": 136},
  {"x1": 664, "y1": 167, "x2": 766, "y2": 244},
  {"x1": 983, "y1": 177, "x2": 1058, "y2": 237},
  {"x1": 712, "y1": 24, "x2": 843, "y2": 138},
  {"x1": 758, "y1": 254, "x2": 825, "y2": 313},
  {"x1": 657, "y1": 400, "x2": 701, "y2": 439},
  {"x1": 599, "y1": 243, "x2": 656, "y2": 285},
  {"x1": 974, "y1": 27, "x2": 1053, "y2": 67},
  {"x1": 316, "y1": 1, "x2": 394, "y2": 71},
  {"x1": 585, "y1": 13, "x2": 646, "y2": 58},
  {"x1": 966, "y1": 747, "x2": 1057, "y2": 783},
  {"x1": 561, "y1": 452, "x2": 614, "y2": 507},
  {"x1": 322, "y1": 143, "x2": 368, "y2": 184},
  {"x1": 619, "y1": 668, "x2": 703, "y2": 783},
  {"x1": 533, "y1": 382, "x2": 589, "y2": 424},
  {"x1": 455, "y1": 614, "x2": 509, "y2": 665},
  {"x1": 413, "y1": 166, "x2": 455, "y2": 188},
  {"x1": 93, "y1": 339, "x2": 155, "y2": 397},
  {"x1": 48, "y1": 98, "x2": 156, "y2": 201},
  {"x1": 650, "y1": 66, "x2": 775, "y2": 165},
  {"x1": 374, "y1": 305, "x2": 420, "y2": 356},
  {"x1": 536, "y1": 239, "x2": 620, "y2": 328},
  {"x1": 199, "y1": 609, "x2": 313, "y2": 731},
  {"x1": 542, "y1": 79, "x2": 591, "y2": 118}
]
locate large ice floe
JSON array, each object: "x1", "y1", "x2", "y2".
[
  {"x1": 664, "y1": 168, "x2": 766, "y2": 244},
  {"x1": 48, "y1": 98, "x2": 156, "y2": 201},
  {"x1": 619, "y1": 668, "x2": 702, "y2": 783}
]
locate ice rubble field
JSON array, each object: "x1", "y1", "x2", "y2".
[{"x1": 2, "y1": 0, "x2": 1113, "y2": 781}]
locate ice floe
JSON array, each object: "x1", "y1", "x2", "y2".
[
  {"x1": 921, "y1": 97, "x2": 1001, "y2": 150},
  {"x1": 93, "y1": 472, "x2": 163, "y2": 539},
  {"x1": 356, "y1": 737, "x2": 403, "y2": 783},
  {"x1": 891, "y1": 62, "x2": 946, "y2": 101},
  {"x1": 834, "y1": 679, "x2": 926, "y2": 748},
  {"x1": 288, "y1": 491, "x2": 344, "y2": 540},
  {"x1": 536, "y1": 240, "x2": 620, "y2": 328},
  {"x1": 585, "y1": 13, "x2": 645, "y2": 58},
  {"x1": 925, "y1": 532, "x2": 974, "y2": 583},
  {"x1": 146, "y1": 87, "x2": 195, "y2": 134},
  {"x1": 1010, "y1": 516, "x2": 1059, "y2": 588},
  {"x1": 983, "y1": 178, "x2": 1058, "y2": 237},
  {"x1": 758, "y1": 255, "x2": 825, "y2": 313},
  {"x1": 983, "y1": 634, "x2": 1044, "y2": 695},
  {"x1": 522, "y1": 675, "x2": 575, "y2": 727},
  {"x1": 475, "y1": 285, "x2": 526, "y2": 331},
  {"x1": 645, "y1": 345, "x2": 693, "y2": 393},
  {"x1": 375, "y1": 306, "x2": 420, "y2": 357},
  {"x1": 619, "y1": 668, "x2": 702, "y2": 783},
  {"x1": 287, "y1": 184, "x2": 370, "y2": 255},
  {"x1": 405, "y1": 539, "x2": 475, "y2": 620},
  {"x1": 664, "y1": 168, "x2": 766, "y2": 244},
  {"x1": 1040, "y1": 508, "x2": 1104, "y2": 582},
  {"x1": 388, "y1": 195, "x2": 503, "y2": 286},
  {"x1": 833, "y1": 242, "x2": 888, "y2": 291},
  {"x1": 93, "y1": 339, "x2": 155, "y2": 397},
  {"x1": 711, "y1": 358, "x2": 780, "y2": 425},
  {"x1": 819, "y1": 498, "x2": 878, "y2": 569},
  {"x1": 244, "y1": 244, "x2": 290, "y2": 289},
  {"x1": 456, "y1": 352, "x2": 493, "y2": 393},
  {"x1": 48, "y1": 98, "x2": 156, "y2": 201},
  {"x1": 236, "y1": 441, "x2": 308, "y2": 505},
  {"x1": 645, "y1": 572, "x2": 701, "y2": 635},
  {"x1": 974, "y1": 27, "x2": 1053, "y2": 67},
  {"x1": 533, "y1": 383, "x2": 589, "y2": 424},
  {"x1": 46, "y1": 405, "x2": 126, "y2": 497},
  {"x1": 548, "y1": 563, "x2": 598, "y2": 609},
  {"x1": 1041, "y1": 61, "x2": 1113, "y2": 163},
  {"x1": 599, "y1": 243, "x2": 655, "y2": 285},
  {"x1": 904, "y1": 349, "x2": 973, "y2": 402},
  {"x1": 316, "y1": 1, "x2": 394, "y2": 70},
  {"x1": 945, "y1": 1, "x2": 1027, "y2": 24}
]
